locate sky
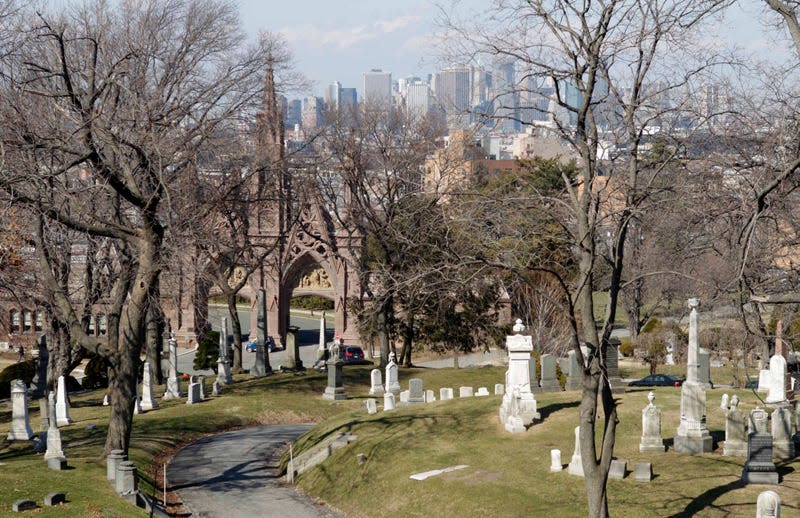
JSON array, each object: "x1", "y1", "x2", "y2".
[{"x1": 236, "y1": 0, "x2": 794, "y2": 99}]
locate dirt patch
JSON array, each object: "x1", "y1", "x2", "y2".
[
  {"x1": 255, "y1": 409, "x2": 322, "y2": 424},
  {"x1": 443, "y1": 468, "x2": 503, "y2": 485}
]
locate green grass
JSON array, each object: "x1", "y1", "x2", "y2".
[{"x1": 2, "y1": 364, "x2": 798, "y2": 517}]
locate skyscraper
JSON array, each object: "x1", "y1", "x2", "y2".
[
  {"x1": 325, "y1": 81, "x2": 341, "y2": 109},
  {"x1": 406, "y1": 82, "x2": 432, "y2": 118},
  {"x1": 363, "y1": 69, "x2": 392, "y2": 106},
  {"x1": 435, "y1": 66, "x2": 472, "y2": 128}
]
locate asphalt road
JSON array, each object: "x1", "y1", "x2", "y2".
[{"x1": 168, "y1": 424, "x2": 344, "y2": 518}]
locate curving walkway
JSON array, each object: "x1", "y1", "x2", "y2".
[{"x1": 167, "y1": 424, "x2": 344, "y2": 518}]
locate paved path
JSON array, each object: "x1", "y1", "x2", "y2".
[{"x1": 168, "y1": 425, "x2": 344, "y2": 518}]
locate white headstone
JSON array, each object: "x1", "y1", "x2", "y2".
[
  {"x1": 476, "y1": 387, "x2": 490, "y2": 397},
  {"x1": 494, "y1": 383, "x2": 505, "y2": 395},
  {"x1": 102, "y1": 393, "x2": 109, "y2": 406},
  {"x1": 500, "y1": 322, "x2": 540, "y2": 430},
  {"x1": 408, "y1": 378, "x2": 425, "y2": 404},
  {"x1": 549, "y1": 449, "x2": 562, "y2": 472},
  {"x1": 400, "y1": 390, "x2": 410, "y2": 403},
  {"x1": 639, "y1": 391, "x2": 665, "y2": 452},
  {"x1": 133, "y1": 384, "x2": 142, "y2": 415},
  {"x1": 383, "y1": 392, "x2": 396, "y2": 411},
  {"x1": 440, "y1": 387, "x2": 454, "y2": 401},
  {"x1": 765, "y1": 355, "x2": 789, "y2": 405},
  {"x1": 368, "y1": 369, "x2": 385, "y2": 396},
  {"x1": 366, "y1": 398, "x2": 377, "y2": 414},
  {"x1": 7, "y1": 380, "x2": 33, "y2": 440},
  {"x1": 140, "y1": 361, "x2": 159, "y2": 411},
  {"x1": 44, "y1": 392, "x2": 65, "y2": 462},
  {"x1": 459, "y1": 386, "x2": 474, "y2": 398},
  {"x1": 568, "y1": 426, "x2": 584, "y2": 476},
  {"x1": 723, "y1": 395, "x2": 747, "y2": 457},
  {"x1": 720, "y1": 393, "x2": 729, "y2": 411},
  {"x1": 163, "y1": 335, "x2": 182, "y2": 399},
  {"x1": 757, "y1": 490, "x2": 781, "y2": 518},
  {"x1": 425, "y1": 389, "x2": 435, "y2": 403},
  {"x1": 385, "y1": 353, "x2": 401, "y2": 395},
  {"x1": 55, "y1": 376, "x2": 73, "y2": 427},
  {"x1": 186, "y1": 379, "x2": 201, "y2": 405}
]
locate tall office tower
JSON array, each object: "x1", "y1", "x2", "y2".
[
  {"x1": 325, "y1": 81, "x2": 342, "y2": 109},
  {"x1": 435, "y1": 66, "x2": 472, "y2": 128},
  {"x1": 301, "y1": 96, "x2": 323, "y2": 133},
  {"x1": 406, "y1": 81, "x2": 432, "y2": 118},
  {"x1": 363, "y1": 69, "x2": 392, "y2": 105},
  {"x1": 471, "y1": 66, "x2": 489, "y2": 107},
  {"x1": 339, "y1": 88, "x2": 358, "y2": 109},
  {"x1": 285, "y1": 99, "x2": 302, "y2": 129},
  {"x1": 492, "y1": 60, "x2": 520, "y2": 132}
]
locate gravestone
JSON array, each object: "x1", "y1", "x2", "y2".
[
  {"x1": 408, "y1": 378, "x2": 425, "y2": 404},
  {"x1": 539, "y1": 354, "x2": 561, "y2": 392},
  {"x1": 606, "y1": 339, "x2": 625, "y2": 393},
  {"x1": 550, "y1": 449, "x2": 562, "y2": 472},
  {"x1": 640, "y1": 391, "x2": 665, "y2": 452},
  {"x1": 163, "y1": 333, "x2": 183, "y2": 399},
  {"x1": 385, "y1": 352, "x2": 401, "y2": 395},
  {"x1": 720, "y1": 393, "x2": 729, "y2": 411},
  {"x1": 115, "y1": 461, "x2": 138, "y2": 496},
  {"x1": 12, "y1": 500, "x2": 37, "y2": 512},
  {"x1": 771, "y1": 407, "x2": 795, "y2": 461},
  {"x1": 28, "y1": 335, "x2": 48, "y2": 399},
  {"x1": 476, "y1": 387, "x2": 490, "y2": 397},
  {"x1": 568, "y1": 426, "x2": 584, "y2": 477},
  {"x1": 107, "y1": 449, "x2": 127, "y2": 481},
  {"x1": 504, "y1": 386, "x2": 526, "y2": 433},
  {"x1": 765, "y1": 355, "x2": 789, "y2": 405},
  {"x1": 528, "y1": 355, "x2": 540, "y2": 393},
  {"x1": 38, "y1": 398, "x2": 49, "y2": 431},
  {"x1": 103, "y1": 393, "x2": 109, "y2": 406},
  {"x1": 368, "y1": 369, "x2": 384, "y2": 396},
  {"x1": 212, "y1": 380, "x2": 222, "y2": 397},
  {"x1": 44, "y1": 492, "x2": 66, "y2": 506},
  {"x1": 757, "y1": 490, "x2": 781, "y2": 518},
  {"x1": 44, "y1": 392, "x2": 66, "y2": 469},
  {"x1": 7, "y1": 379, "x2": 34, "y2": 441},
  {"x1": 674, "y1": 298, "x2": 712, "y2": 454},
  {"x1": 609, "y1": 459, "x2": 626, "y2": 480},
  {"x1": 282, "y1": 325, "x2": 304, "y2": 371},
  {"x1": 425, "y1": 390, "x2": 435, "y2": 403},
  {"x1": 564, "y1": 349, "x2": 583, "y2": 391},
  {"x1": 139, "y1": 361, "x2": 159, "y2": 411},
  {"x1": 723, "y1": 395, "x2": 747, "y2": 457},
  {"x1": 383, "y1": 393, "x2": 396, "y2": 411},
  {"x1": 198, "y1": 375, "x2": 207, "y2": 400},
  {"x1": 751, "y1": 407, "x2": 770, "y2": 434},
  {"x1": 743, "y1": 429, "x2": 779, "y2": 484},
  {"x1": 499, "y1": 320, "x2": 540, "y2": 430},
  {"x1": 217, "y1": 317, "x2": 234, "y2": 384},
  {"x1": 55, "y1": 376, "x2": 73, "y2": 427},
  {"x1": 322, "y1": 352, "x2": 347, "y2": 400},
  {"x1": 494, "y1": 383, "x2": 505, "y2": 395},
  {"x1": 634, "y1": 462, "x2": 652, "y2": 482},
  {"x1": 365, "y1": 398, "x2": 377, "y2": 414},
  {"x1": 399, "y1": 390, "x2": 410, "y2": 403},
  {"x1": 459, "y1": 386, "x2": 474, "y2": 398},
  {"x1": 186, "y1": 379, "x2": 201, "y2": 404},
  {"x1": 132, "y1": 385, "x2": 142, "y2": 415},
  {"x1": 440, "y1": 387, "x2": 454, "y2": 401},
  {"x1": 251, "y1": 288, "x2": 273, "y2": 377}
]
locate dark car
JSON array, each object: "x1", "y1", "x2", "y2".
[
  {"x1": 339, "y1": 345, "x2": 366, "y2": 364},
  {"x1": 628, "y1": 374, "x2": 683, "y2": 387},
  {"x1": 245, "y1": 336, "x2": 276, "y2": 353}
]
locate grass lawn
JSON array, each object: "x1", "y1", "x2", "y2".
[{"x1": 1, "y1": 363, "x2": 798, "y2": 517}]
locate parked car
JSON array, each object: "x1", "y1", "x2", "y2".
[
  {"x1": 339, "y1": 345, "x2": 366, "y2": 364},
  {"x1": 628, "y1": 374, "x2": 683, "y2": 387},
  {"x1": 245, "y1": 336, "x2": 276, "y2": 353}
]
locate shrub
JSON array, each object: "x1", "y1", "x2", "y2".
[
  {"x1": 619, "y1": 338, "x2": 634, "y2": 357},
  {"x1": 0, "y1": 359, "x2": 36, "y2": 398},
  {"x1": 640, "y1": 318, "x2": 662, "y2": 335},
  {"x1": 194, "y1": 330, "x2": 220, "y2": 372}
]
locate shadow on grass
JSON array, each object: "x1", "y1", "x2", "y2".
[
  {"x1": 538, "y1": 400, "x2": 580, "y2": 420},
  {"x1": 666, "y1": 477, "x2": 745, "y2": 518}
]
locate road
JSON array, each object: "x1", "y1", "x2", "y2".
[
  {"x1": 168, "y1": 424, "x2": 344, "y2": 518},
  {"x1": 174, "y1": 309, "x2": 335, "y2": 376}
]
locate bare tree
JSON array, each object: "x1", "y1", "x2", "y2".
[
  {"x1": 442, "y1": 1, "x2": 730, "y2": 515},
  {"x1": 0, "y1": 0, "x2": 269, "y2": 454}
]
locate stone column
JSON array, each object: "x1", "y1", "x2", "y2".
[
  {"x1": 106, "y1": 450, "x2": 127, "y2": 481},
  {"x1": 687, "y1": 298, "x2": 700, "y2": 384},
  {"x1": 44, "y1": 392, "x2": 66, "y2": 467},
  {"x1": 7, "y1": 379, "x2": 33, "y2": 440},
  {"x1": 322, "y1": 354, "x2": 346, "y2": 400},
  {"x1": 282, "y1": 325, "x2": 303, "y2": 371},
  {"x1": 675, "y1": 297, "x2": 712, "y2": 454},
  {"x1": 55, "y1": 376, "x2": 72, "y2": 427},
  {"x1": 251, "y1": 288, "x2": 272, "y2": 377},
  {"x1": 139, "y1": 361, "x2": 159, "y2": 411},
  {"x1": 217, "y1": 317, "x2": 233, "y2": 385},
  {"x1": 163, "y1": 334, "x2": 182, "y2": 399},
  {"x1": 499, "y1": 319, "x2": 540, "y2": 431}
]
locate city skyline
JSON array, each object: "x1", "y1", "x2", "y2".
[{"x1": 238, "y1": 0, "x2": 792, "y2": 98}]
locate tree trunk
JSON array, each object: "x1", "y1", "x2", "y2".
[
  {"x1": 228, "y1": 293, "x2": 243, "y2": 373},
  {"x1": 400, "y1": 313, "x2": 414, "y2": 367},
  {"x1": 145, "y1": 301, "x2": 164, "y2": 384},
  {"x1": 104, "y1": 344, "x2": 139, "y2": 455},
  {"x1": 377, "y1": 298, "x2": 392, "y2": 368}
]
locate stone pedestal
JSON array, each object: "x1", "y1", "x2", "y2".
[
  {"x1": 107, "y1": 450, "x2": 127, "y2": 481},
  {"x1": 55, "y1": 376, "x2": 72, "y2": 427},
  {"x1": 115, "y1": 461, "x2": 138, "y2": 495},
  {"x1": 322, "y1": 358, "x2": 346, "y2": 400},
  {"x1": 639, "y1": 392, "x2": 665, "y2": 452},
  {"x1": 499, "y1": 322, "x2": 540, "y2": 432},
  {"x1": 162, "y1": 336, "x2": 182, "y2": 399},
  {"x1": 7, "y1": 379, "x2": 33, "y2": 441},
  {"x1": 140, "y1": 361, "x2": 159, "y2": 411},
  {"x1": 674, "y1": 383, "x2": 713, "y2": 453}
]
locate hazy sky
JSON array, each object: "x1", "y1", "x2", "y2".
[{"x1": 236, "y1": 0, "x2": 793, "y2": 98}]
